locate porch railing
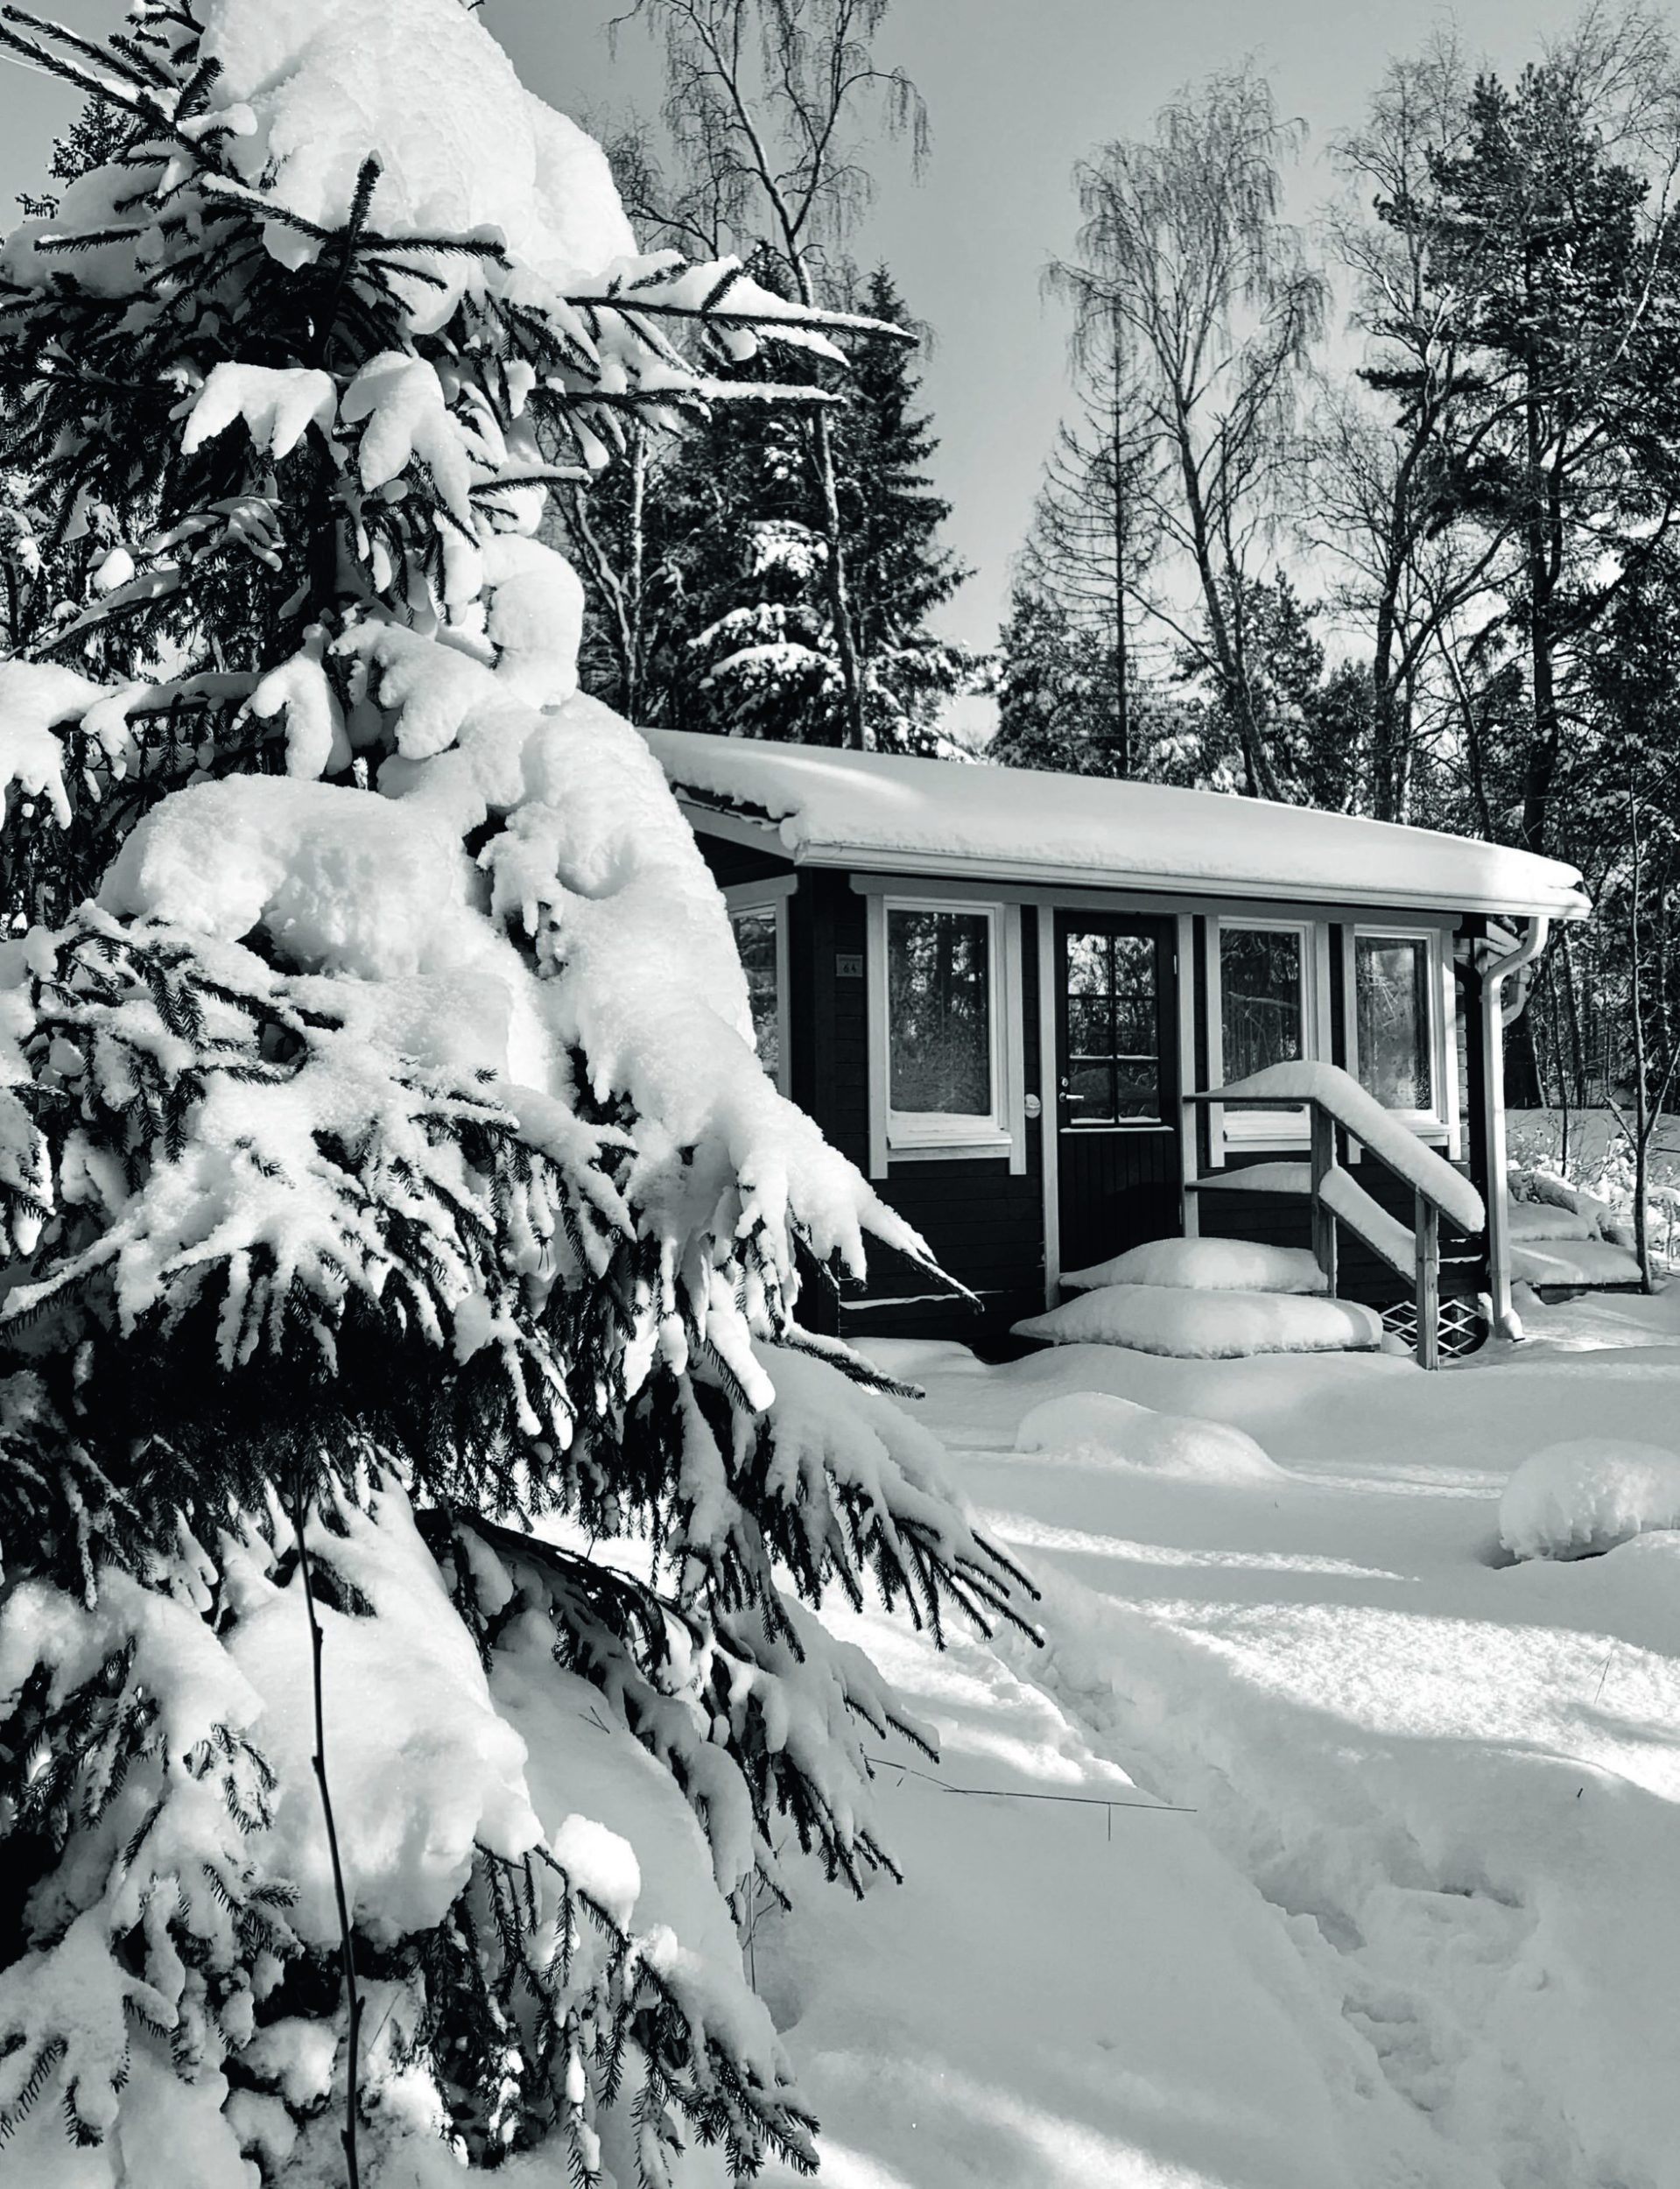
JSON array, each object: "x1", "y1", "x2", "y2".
[{"x1": 1183, "y1": 1070, "x2": 1487, "y2": 1369}]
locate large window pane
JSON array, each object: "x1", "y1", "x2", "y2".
[
  {"x1": 1220, "y1": 928, "x2": 1303, "y2": 1081},
  {"x1": 889, "y1": 908, "x2": 992, "y2": 1116},
  {"x1": 1356, "y1": 936, "x2": 1432, "y2": 1110}
]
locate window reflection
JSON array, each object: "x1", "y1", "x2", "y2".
[
  {"x1": 889, "y1": 908, "x2": 992, "y2": 1116},
  {"x1": 1356, "y1": 936, "x2": 1432, "y2": 1110},
  {"x1": 1220, "y1": 928, "x2": 1303, "y2": 1080},
  {"x1": 1063, "y1": 929, "x2": 1160, "y2": 1124}
]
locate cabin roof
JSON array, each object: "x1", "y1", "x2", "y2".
[{"x1": 644, "y1": 730, "x2": 1590, "y2": 922}]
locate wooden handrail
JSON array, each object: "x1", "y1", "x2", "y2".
[{"x1": 1183, "y1": 1078, "x2": 1480, "y2": 1369}]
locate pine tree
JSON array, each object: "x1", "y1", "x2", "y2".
[
  {"x1": 0, "y1": 5, "x2": 1032, "y2": 2181},
  {"x1": 991, "y1": 582, "x2": 1120, "y2": 774},
  {"x1": 562, "y1": 264, "x2": 974, "y2": 751},
  {"x1": 1374, "y1": 56, "x2": 1671, "y2": 855},
  {"x1": 831, "y1": 267, "x2": 974, "y2": 752}
]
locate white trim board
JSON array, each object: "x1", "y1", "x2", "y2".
[{"x1": 1037, "y1": 907, "x2": 1061, "y2": 1306}]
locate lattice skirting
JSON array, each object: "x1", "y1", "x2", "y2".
[{"x1": 1380, "y1": 1294, "x2": 1487, "y2": 1360}]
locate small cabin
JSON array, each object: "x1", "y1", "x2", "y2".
[{"x1": 647, "y1": 729, "x2": 1592, "y2": 1357}]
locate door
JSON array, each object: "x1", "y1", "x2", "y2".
[{"x1": 1055, "y1": 912, "x2": 1182, "y2": 1278}]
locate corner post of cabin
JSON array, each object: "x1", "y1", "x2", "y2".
[
  {"x1": 1476, "y1": 916, "x2": 1550, "y2": 1341},
  {"x1": 1309, "y1": 1102, "x2": 1338, "y2": 1296},
  {"x1": 1414, "y1": 1189, "x2": 1440, "y2": 1369}
]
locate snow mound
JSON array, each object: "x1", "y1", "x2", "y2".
[
  {"x1": 1062, "y1": 1237, "x2": 1326, "y2": 1295},
  {"x1": 1014, "y1": 1285, "x2": 1384, "y2": 1359},
  {"x1": 1510, "y1": 1238, "x2": 1643, "y2": 1289},
  {"x1": 1499, "y1": 1440, "x2": 1680, "y2": 1561},
  {"x1": 1016, "y1": 1391, "x2": 1283, "y2": 1482}
]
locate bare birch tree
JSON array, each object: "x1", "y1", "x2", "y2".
[{"x1": 1051, "y1": 68, "x2": 1325, "y2": 800}]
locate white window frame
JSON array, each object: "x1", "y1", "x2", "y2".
[
  {"x1": 725, "y1": 878, "x2": 794, "y2": 1099},
  {"x1": 864, "y1": 892, "x2": 1024, "y2": 1172},
  {"x1": 1206, "y1": 916, "x2": 1330, "y2": 1156},
  {"x1": 1343, "y1": 920, "x2": 1457, "y2": 1151}
]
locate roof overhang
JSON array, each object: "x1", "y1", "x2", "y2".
[{"x1": 672, "y1": 792, "x2": 1593, "y2": 926}]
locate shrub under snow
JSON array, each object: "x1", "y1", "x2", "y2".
[
  {"x1": 1016, "y1": 1393, "x2": 1282, "y2": 1483},
  {"x1": 1499, "y1": 1441, "x2": 1680, "y2": 1562}
]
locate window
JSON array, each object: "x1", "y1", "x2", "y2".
[
  {"x1": 1354, "y1": 935, "x2": 1432, "y2": 1110},
  {"x1": 1065, "y1": 929, "x2": 1162, "y2": 1125},
  {"x1": 889, "y1": 904, "x2": 993, "y2": 1117},
  {"x1": 1346, "y1": 926, "x2": 1450, "y2": 1136},
  {"x1": 1210, "y1": 919, "x2": 1322, "y2": 1150},
  {"x1": 726, "y1": 883, "x2": 792, "y2": 1096},
  {"x1": 872, "y1": 897, "x2": 1016, "y2": 1158},
  {"x1": 732, "y1": 906, "x2": 783, "y2": 1084},
  {"x1": 1220, "y1": 926, "x2": 1304, "y2": 1080}
]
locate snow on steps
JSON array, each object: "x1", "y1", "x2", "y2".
[
  {"x1": 1061, "y1": 1237, "x2": 1326, "y2": 1296},
  {"x1": 1186, "y1": 1161, "x2": 1313, "y2": 1196},
  {"x1": 1318, "y1": 1165, "x2": 1415, "y2": 1278},
  {"x1": 1208, "y1": 1063, "x2": 1486, "y2": 1234}
]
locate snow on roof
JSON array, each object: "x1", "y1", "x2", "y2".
[{"x1": 643, "y1": 730, "x2": 1591, "y2": 921}]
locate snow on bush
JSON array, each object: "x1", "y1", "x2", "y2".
[
  {"x1": 1061, "y1": 1237, "x2": 1326, "y2": 1295},
  {"x1": 1499, "y1": 1441, "x2": 1680, "y2": 1561},
  {"x1": 1016, "y1": 1392, "x2": 1283, "y2": 1482},
  {"x1": 0, "y1": 2, "x2": 1033, "y2": 2180},
  {"x1": 1014, "y1": 1285, "x2": 1385, "y2": 1359}
]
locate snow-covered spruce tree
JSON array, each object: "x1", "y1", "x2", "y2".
[{"x1": 0, "y1": 4, "x2": 1034, "y2": 2184}]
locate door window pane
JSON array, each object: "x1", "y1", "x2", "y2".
[
  {"x1": 1356, "y1": 936, "x2": 1433, "y2": 1110},
  {"x1": 889, "y1": 908, "x2": 992, "y2": 1116},
  {"x1": 1063, "y1": 927, "x2": 1161, "y2": 1125},
  {"x1": 1220, "y1": 928, "x2": 1304, "y2": 1081},
  {"x1": 731, "y1": 906, "x2": 782, "y2": 1082}
]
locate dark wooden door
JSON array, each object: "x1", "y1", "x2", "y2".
[{"x1": 1055, "y1": 912, "x2": 1182, "y2": 1277}]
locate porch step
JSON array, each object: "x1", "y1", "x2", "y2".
[
  {"x1": 1318, "y1": 1165, "x2": 1413, "y2": 1279},
  {"x1": 1185, "y1": 1163, "x2": 1311, "y2": 1196}
]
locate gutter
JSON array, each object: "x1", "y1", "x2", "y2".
[{"x1": 1479, "y1": 916, "x2": 1551, "y2": 1341}]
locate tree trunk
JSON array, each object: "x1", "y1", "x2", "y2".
[
  {"x1": 1112, "y1": 461, "x2": 1131, "y2": 777},
  {"x1": 624, "y1": 422, "x2": 647, "y2": 722},
  {"x1": 1370, "y1": 587, "x2": 1402, "y2": 823},
  {"x1": 809, "y1": 405, "x2": 867, "y2": 749}
]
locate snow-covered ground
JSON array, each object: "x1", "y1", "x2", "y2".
[{"x1": 752, "y1": 1291, "x2": 1680, "y2": 2189}]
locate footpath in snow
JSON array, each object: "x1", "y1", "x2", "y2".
[{"x1": 754, "y1": 1291, "x2": 1680, "y2": 2189}]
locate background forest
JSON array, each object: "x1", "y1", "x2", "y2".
[{"x1": 540, "y1": 0, "x2": 1680, "y2": 1163}]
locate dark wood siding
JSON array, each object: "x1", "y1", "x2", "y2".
[{"x1": 696, "y1": 834, "x2": 797, "y2": 888}]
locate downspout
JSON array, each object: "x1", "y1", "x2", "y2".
[{"x1": 1480, "y1": 915, "x2": 1550, "y2": 1340}]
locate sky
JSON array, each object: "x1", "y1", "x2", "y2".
[{"x1": 0, "y1": 0, "x2": 1604, "y2": 651}]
